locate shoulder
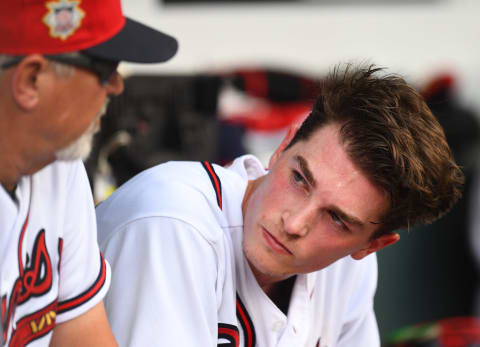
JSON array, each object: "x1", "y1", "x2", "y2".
[
  {"x1": 96, "y1": 161, "x2": 232, "y2": 218},
  {"x1": 309, "y1": 255, "x2": 378, "y2": 327},
  {"x1": 325, "y1": 254, "x2": 377, "y2": 285},
  {"x1": 314, "y1": 254, "x2": 378, "y2": 301},
  {"x1": 35, "y1": 159, "x2": 86, "y2": 178},
  {"x1": 33, "y1": 160, "x2": 88, "y2": 188},
  {"x1": 28, "y1": 160, "x2": 90, "y2": 204},
  {"x1": 313, "y1": 254, "x2": 378, "y2": 317},
  {"x1": 96, "y1": 160, "x2": 246, "y2": 245}
]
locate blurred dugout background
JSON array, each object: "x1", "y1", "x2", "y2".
[{"x1": 87, "y1": 0, "x2": 480, "y2": 345}]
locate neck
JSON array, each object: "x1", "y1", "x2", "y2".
[
  {"x1": 247, "y1": 259, "x2": 291, "y2": 296},
  {"x1": 0, "y1": 149, "x2": 21, "y2": 192},
  {"x1": 0, "y1": 138, "x2": 55, "y2": 191},
  {"x1": 257, "y1": 272, "x2": 296, "y2": 315},
  {"x1": 0, "y1": 110, "x2": 26, "y2": 189},
  {"x1": 0, "y1": 92, "x2": 57, "y2": 188},
  {"x1": 1, "y1": 183, "x2": 17, "y2": 202},
  {"x1": 256, "y1": 272, "x2": 289, "y2": 297},
  {"x1": 1, "y1": 181, "x2": 16, "y2": 194}
]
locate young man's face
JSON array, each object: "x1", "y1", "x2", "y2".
[{"x1": 242, "y1": 122, "x2": 398, "y2": 285}]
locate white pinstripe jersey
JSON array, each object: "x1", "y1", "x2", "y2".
[
  {"x1": 97, "y1": 155, "x2": 379, "y2": 347},
  {"x1": 0, "y1": 160, "x2": 111, "y2": 347}
]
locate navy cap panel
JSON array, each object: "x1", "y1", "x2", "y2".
[{"x1": 84, "y1": 18, "x2": 178, "y2": 63}]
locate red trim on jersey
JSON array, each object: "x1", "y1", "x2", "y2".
[
  {"x1": 201, "y1": 161, "x2": 223, "y2": 210},
  {"x1": 236, "y1": 294, "x2": 256, "y2": 347},
  {"x1": 56, "y1": 252, "x2": 107, "y2": 314},
  {"x1": 218, "y1": 323, "x2": 240, "y2": 347},
  {"x1": 17, "y1": 178, "x2": 34, "y2": 278},
  {"x1": 17, "y1": 213, "x2": 29, "y2": 278},
  {"x1": 8, "y1": 299, "x2": 57, "y2": 347}
]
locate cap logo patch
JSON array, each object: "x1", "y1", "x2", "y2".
[{"x1": 43, "y1": 0, "x2": 85, "y2": 41}]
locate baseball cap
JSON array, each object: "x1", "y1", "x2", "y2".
[{"x1": 0, "y1": 0, "x2": 178, "y2": 63}]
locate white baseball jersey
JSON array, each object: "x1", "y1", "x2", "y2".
[
  {"x1": 0, "y1": 160, "x2": 111, "y2": 347},
  {"x1": 97, "y1": 155, "x2": 379, "y2": 347}
]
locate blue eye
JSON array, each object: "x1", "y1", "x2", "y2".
[
  {"x1": 328, "y1": 211, "x2": 347, "y2": 230},
  {"x1": 292, "y1": 170, "x2": 305, "y2": 183}
]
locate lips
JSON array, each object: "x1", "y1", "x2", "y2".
[{"x1": 261, "y1": 228, "x2": 293, "y2": 255}]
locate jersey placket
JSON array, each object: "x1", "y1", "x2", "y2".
[{"x1": 277, "y1": 273, "x2": 312, "y2": 346}]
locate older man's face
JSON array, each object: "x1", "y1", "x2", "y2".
[{"x1": 42, "y1": 60, "x2": 122, "y2": 162}]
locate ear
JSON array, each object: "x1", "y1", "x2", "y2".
[
  {"x1": 350, "y1": 232, "x2": 400, "y2": 260},
  {"x1": 11, "y1": 55, "x2": 49, "y2": 111},
  {"x1": 268, "y1": 121, "x2": 302, "y2": 169}
]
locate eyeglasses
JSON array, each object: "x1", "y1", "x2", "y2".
[{"x1": 0, "y1": 52, "x2": 119, "y2": 84}]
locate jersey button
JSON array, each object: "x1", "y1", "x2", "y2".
[{"x1": 272, "y1": 320, "x2": 285, "y2": 332}]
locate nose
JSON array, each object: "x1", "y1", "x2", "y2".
[
  {"x1": 104, "y1": 71, "x2": 124, "y2": 96},
  {"x1": 281, "y1": 208, "x2": 313, "y2": 238}
]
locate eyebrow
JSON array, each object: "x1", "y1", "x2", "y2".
[
  {"x1": 295, "y1": 155, "x2": 317, "y2": 188},
  {"x1": 329, "y1": 206, "x2": 365, "y2": 228},
  {"x1": 294, "y1": 154, "x2": 374, "y2": 228}
]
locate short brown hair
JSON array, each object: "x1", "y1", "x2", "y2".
[{"x1": 286, "y1": 63, "x2": 464, "y2": 237}]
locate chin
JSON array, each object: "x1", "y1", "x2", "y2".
[
  {"x1": 244, "y1": 244, "x2": 291, "y2": 280},
  {"x1": 55, "y1": 142, "x2": 93, "y2": 161}
]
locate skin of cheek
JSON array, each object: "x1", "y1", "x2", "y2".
[
  {"x1": 246, "y1": 166, "x2": 373, "y2": 277},
  {"x1": 58, "y1": 69, "x2": 108, "y2": 142},
  {"x1": 243, "y1": 184, "x2": 285, "y2": 278},
  {"x1": 243, "y1": 167, "x2": 309, "y2": 279}
]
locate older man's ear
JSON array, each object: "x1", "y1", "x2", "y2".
[{"x1": 10, "y1": 55, "x2": 49, "y2": 111}]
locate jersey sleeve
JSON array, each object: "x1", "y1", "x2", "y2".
[
  {"x1": 55, "y1": 161, "x2": 111, "y2": 323},
  {"x1": 336, "y1": 255, "x2": 380, "y2": 347},
  {"x1": 100, "y1": 216, "x2": 221, "y2": 347}
]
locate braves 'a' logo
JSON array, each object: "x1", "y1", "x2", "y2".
[{"x1": 1, "y1": 224, "x2": 57, "y2": 346}]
